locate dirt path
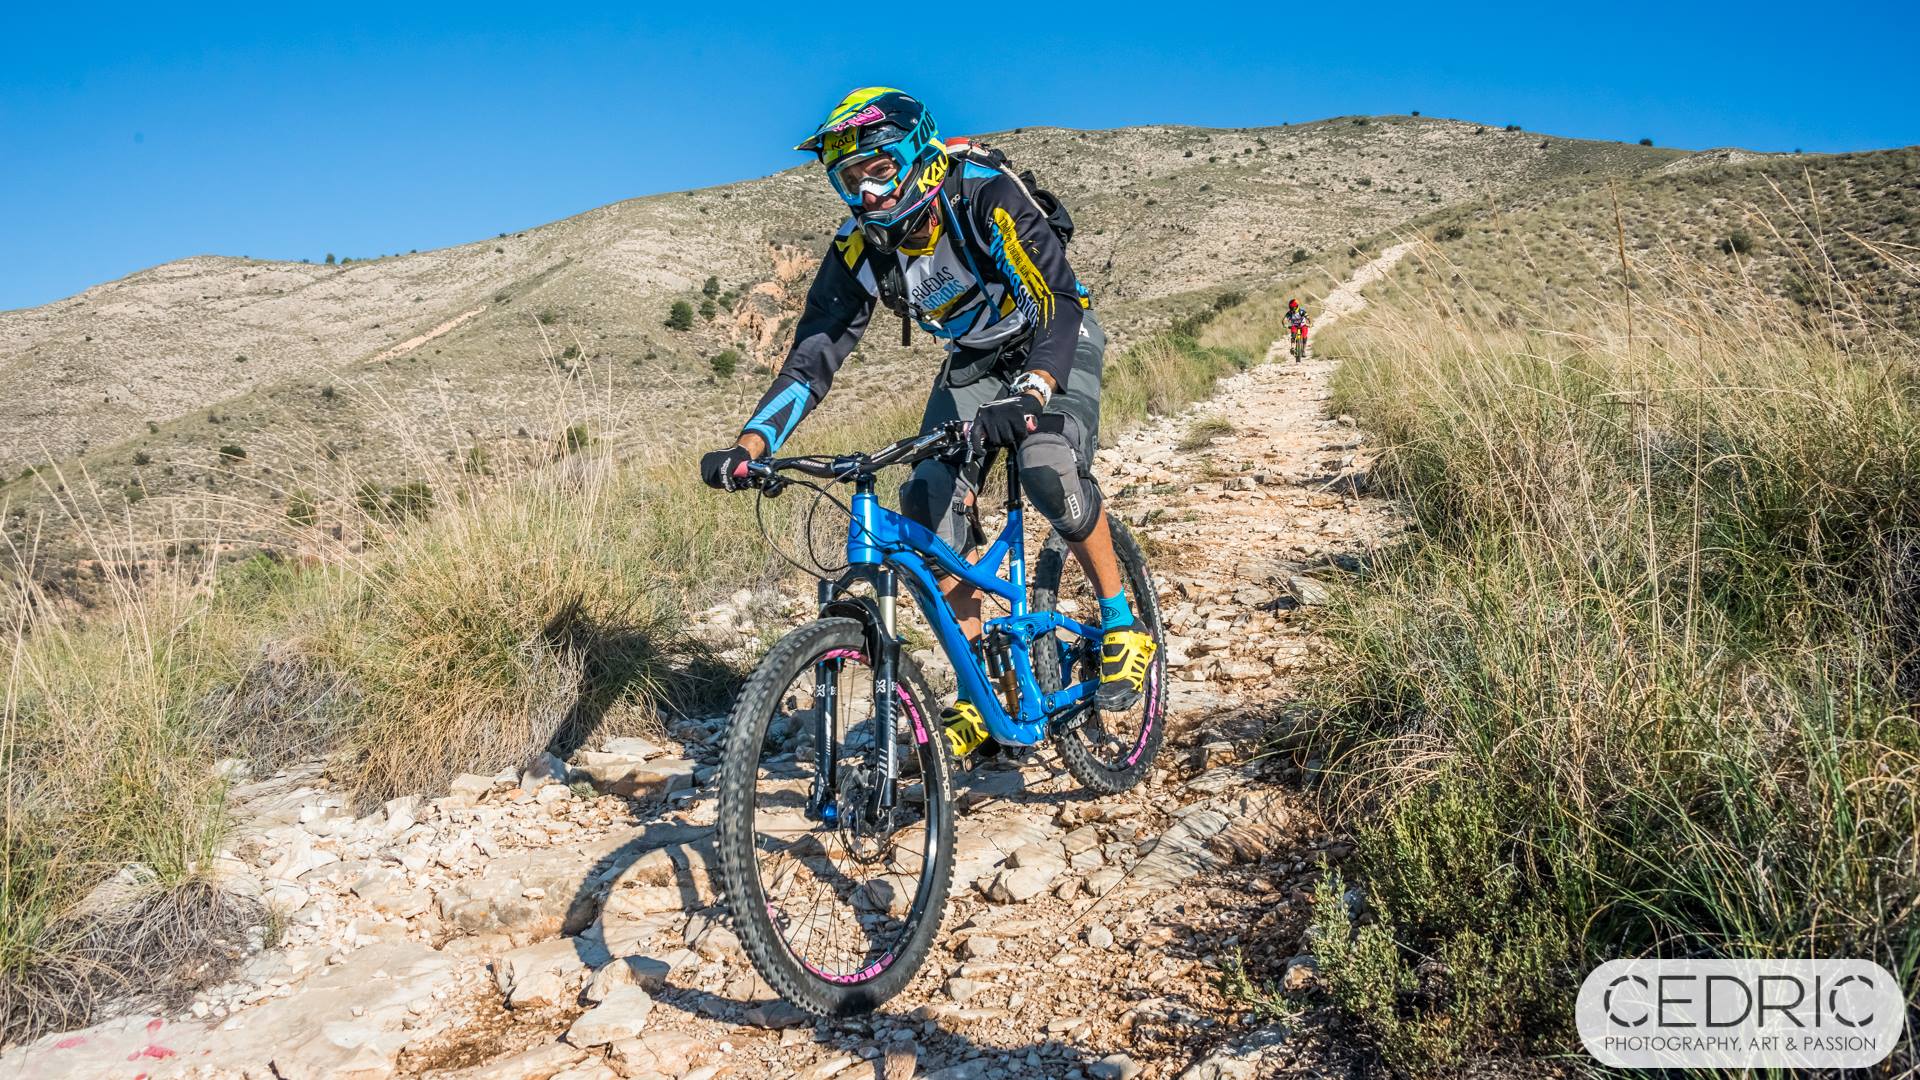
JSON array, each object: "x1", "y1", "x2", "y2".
[{"x1": 4, "y1": 247, "x2": 1412, "y2": 1080}]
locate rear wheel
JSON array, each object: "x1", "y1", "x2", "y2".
[
  {"x1": 1032, "y1": 515, "x2": 1167, "y2": 794},
  {"x1": 717, "y1": 618, "x2": 956, "y2": 1016}
]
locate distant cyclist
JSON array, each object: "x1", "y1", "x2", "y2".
[
  {"x1": 1286, "y1": 299, "x2": 1311, "y2": 360},
  {"x1": 697, "y1": 87, "x2": 1156, "y2": 753}
]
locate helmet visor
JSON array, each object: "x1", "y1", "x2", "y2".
[{"x1": 828, "y1": 148, "x2": 903, "y2": 208}]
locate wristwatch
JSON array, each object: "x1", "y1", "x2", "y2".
[{"x1": 1009, "y1": 371, "x2": 1053, "y2": 408}]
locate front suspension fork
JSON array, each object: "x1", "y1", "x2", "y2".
[{"x1": 806, "y1": 573, "x2": 900, "y2": 824}]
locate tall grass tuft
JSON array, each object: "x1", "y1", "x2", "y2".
[
  {"x1": 321, "y1": 451, "x2": 693, "y2": 806},
  {"x1": 2, "y1": 545, "x2": 260, "y2": 1044},
  {"x1": 1302, "y1": 240, "x2": 1920, "y2": 1073}
]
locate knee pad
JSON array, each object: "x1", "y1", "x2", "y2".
[{"x1": 1019, "y1": 432, "x2": 1103, "y2": 543}]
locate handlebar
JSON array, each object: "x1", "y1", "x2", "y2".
[{"x1": 742, "y1": 421, "x2": 972, "y2": 490}]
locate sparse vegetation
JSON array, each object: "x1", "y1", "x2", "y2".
[
  {"x1": 355, "y1": 480, "x2": 435, "y2": 523},
  {"x1": 709, "y1": 350, "x2": 740, "y2": 380},
  {"x1": 286, "y1": 489, "x2": 317, "y2": 527},
  {"x1": 217, "y1": 444, "x2": 246, "y2": 461},
  {"x1": 1304, "y1": 240, "x2": 1920, "y2": 1072},
  {"x1": 665, "y1": 301, "x2": 694, "y2": 331},
  {"x1": 1176, "y1": 416, "x2": 1234, "y2": 451}
]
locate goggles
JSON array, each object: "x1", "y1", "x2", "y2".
[{"x1": 827, "y1": 147, "x2": 906, "y2": 209}]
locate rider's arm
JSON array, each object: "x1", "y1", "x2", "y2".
[
  {"x1": 737, "y1": 227, "x2": 876, "y2": 455},
  {"x1": 973, "y1": 175, "x2": 1085, "y2": 393}
]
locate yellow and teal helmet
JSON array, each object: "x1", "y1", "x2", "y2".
[{"x1": 797, "y1": 87, "x2": 949, "y2": 253}]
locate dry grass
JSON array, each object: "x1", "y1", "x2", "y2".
[
  {"x1": 318, "y1": 452, "x2": 689, "y2": 806},
  {"x1": 2, "y1": 534, "x2": 262, "y2": 1044},
  {"x1": 1176, "y1": 417, "x2": 1235, "y2": 452},
  {"x1": 1300, "y1": 232, "x2": 1920, "y2": 1072}
]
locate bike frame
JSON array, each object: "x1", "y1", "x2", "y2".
[{"x1": 829, "y1": 465, "x2": 1102, "y2": 749}]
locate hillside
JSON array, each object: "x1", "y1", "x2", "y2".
[
  {"x1": 1407, "y1": 145, "x2": 1920, "y2": 333},
  {"x1": 0, "y1": 117, "x2": 1680, "y2": 578}
]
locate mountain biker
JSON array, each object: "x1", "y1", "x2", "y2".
[
  {"x1": 698, "y1": 87, "x2": 1155, "y2": 753},
  {"x1": 1286, "y1": 299, "x2": 1310, "y2": 357}
]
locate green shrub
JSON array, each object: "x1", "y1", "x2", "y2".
[
  {"x1": 702, "y1": 276, "x2": 720, "y2": 298},
  {"x1": 665, "y1": 301, "x2": 694, "y2": 331},
  {"x1": 356, "y1": 481, "x2": 435, "y2": 523},
  {"x1": 217, "y1": 444, "x2": 246, "y2": 461},
  {"x1": 286, "y1": 489, "x2": 318, "y2": 527},
  {"x1": 1434, "y1": 223, "x2": 1466, "y2": 242},
  {"x1": 1719, "y1": 229, "x2": 1754, "y2": 254},
  {"x1": 1292, "y1": 248, "x2": 1309, "y2": 264},
  {"x1": 1639, "y1": 136, "x2": 1654, "y2": 146},
  {"x1": 324, "y1": 253, "x2": 336, "y2": 265},
  {"x1": 132, "y1": 451, "x2": 151, "y2": 467},
  {"x1": 709, "y1": 350, "x2": 740, "y2": 379},
  {"x1": 557, "y1": 424, "x2": 592, "y2": 456},
  {"x1": 699, "y1": 299, "x2": 716, "y2": 321}
]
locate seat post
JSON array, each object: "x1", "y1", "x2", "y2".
[{"x1": 1004, "y1": 447, "x2": 1022, "y2": 512}]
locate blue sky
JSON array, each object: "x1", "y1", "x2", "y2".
[{"x1": 2, "y1": 2, "x2": 1915, "y2": 311}]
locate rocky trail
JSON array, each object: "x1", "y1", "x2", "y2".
[{"x1": 4, "y1": 247, "x2": 1412, "y2": 1080}]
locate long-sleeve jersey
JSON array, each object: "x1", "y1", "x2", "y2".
[{"x1": 741, "y1": 160, "x2": 1090, "y2": 453}]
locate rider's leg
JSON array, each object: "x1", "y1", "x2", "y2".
[
  {"x1": 1016, "y1": 313, "x2": 1156, "y2": 709},
  {"x1": 1066, "y1": 513, "x2": 1125, "y2": 601}
]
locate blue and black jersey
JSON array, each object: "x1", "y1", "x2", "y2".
[{"x1": 741, "y1": 157, "x2": 1091, "y2": 453}]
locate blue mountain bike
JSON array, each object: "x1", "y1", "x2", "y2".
[{"x1": 715, "y1": 421, "x2": 1166, "y2": 1015}]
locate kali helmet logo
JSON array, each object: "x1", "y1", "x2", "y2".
[{"x1": 797, "y1": 87, "x2": 950, "y2": 254}]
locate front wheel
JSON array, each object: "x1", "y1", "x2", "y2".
[
  {"x1": 716, "y1": 618, "x2": 956, "y2": 1016},
  {"x1": 1033, "y1": 514, "x2": 1168, "y2": 794}
]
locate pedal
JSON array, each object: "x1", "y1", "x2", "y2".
[{"x1": 942, "y1": 702, "x2": 991, "y2": 759}]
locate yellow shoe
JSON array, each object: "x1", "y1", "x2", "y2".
[
  {"x1": 1097, "y1": 620, "x2": 1157, "y2": 710},
  {"x1": 942, "y1": 701, "x2": 991, "y2": 759}
]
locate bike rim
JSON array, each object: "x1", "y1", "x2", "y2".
[{"x1": 748, "y1": 647, "x2": 942, "y2": 986}]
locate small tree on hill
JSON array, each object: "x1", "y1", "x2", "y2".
[
  {"x1": 702, "y1": 276, "x2": 721, "y2": 298},
  {"x1": 1639, "y1": 137, "x2": 1654, "y2": 147},
  {"x1": 324, "y1": 253, "x2": 336, "y2": 265},
  {"x1": 710, "y1": 350, "x2": 740, "y2": 379},
  {"x1": 666, "y1": 301, "x2": 695, "y2": 331}
]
